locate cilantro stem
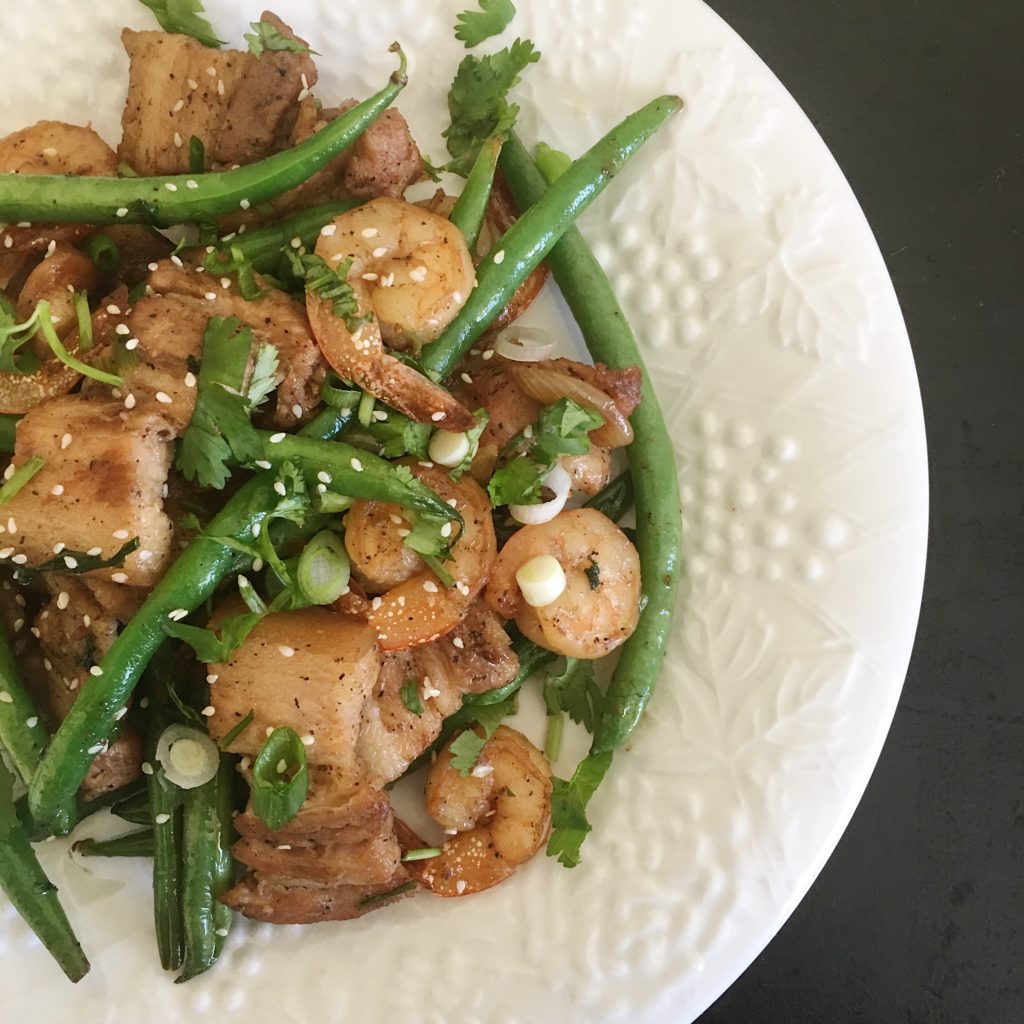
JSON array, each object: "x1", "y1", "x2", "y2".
[
  {"x1": 0, "y1": 456, "x2": 44, "y2": 507},
  {"x1": 35, "y1": 301, "x2": 122, "y2": 387}
]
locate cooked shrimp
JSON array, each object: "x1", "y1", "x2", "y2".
[
  {"x1": 484, "y1": 507, "x2": 641, "y2": 659},
  {"x1": 308, "y1": 197, "x2": 477, "y2": 431},
  {"x1": 344, "y1": 460, "x2": 497, "y2": 650},
  {"x1": 409, "y1": 726, "x2": 552, "y2": 897}
]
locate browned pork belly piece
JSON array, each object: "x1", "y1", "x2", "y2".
[
  {"x1": 143, "y1": 260, "x2": 325, "y2": 429},
  {"x1": 118, "y1": 13, "x2": 317, "y2": 175},
  {"x1": 205, "y1": 606, "x2": 381, "y2": 772},
  {"x1": 357, "y1": 603, "x2": 519, "y2": 783},
  {"x1": 30, "y1": 577, "x2": 142, "y2": 798},
  {"x1": 1, "y1": 396, "x2": 174, "y2": 586},
  {"x1": 221, "y1": 865, "x2": 414, "y2": 924},
  {"x1": 0, "y1": 121, "x2": 118, "y2": 256}
]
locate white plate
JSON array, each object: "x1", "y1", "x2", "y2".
[{"x1": 0, "y1": 1, "x2": 927, "y2": 1020}]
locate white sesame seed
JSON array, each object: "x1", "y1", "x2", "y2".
[
  {"x1": 201, "y1": 705, "x2": 215, "y2": 717},
  {"x1": 447, "y1": 498, "x2": 459, "y2": 507},
  {"x1": 0, "y1": 692, "x2": 11, "y2": 704},
  {"x1": 350, "y1": 458, "x2": 363, "y2": 472},
  {"x1": 207, "y1": 674, "x2": 219, "y2": 685},
  {"x1": 56, "y1": 591, "x2": 70, "y2": 610},
  {"x1": 269, "y1": 432, "x2": 285, "y2": 443},
  {"x1": 361, "y1": 272, "x2": 379, "y2": 282},
  {"x1": 453, "y1": 636, "x2": 465, "y2": 649},
  {"x1": 12, "y1": 619, "x2": 22, "y2": 633},
  {"x1": 142, "y1": 762, "x2": 154, "y2": 775},
  {"x1": 301, "y1": 735, "x2": 316, "y2": 748},
  {"x1": 42, "y1": 147, "x2": 58, "y2": 157},
  {"x1": 1, "y1": 465, "x2": 12, "y2": 481},
  {"x1": 316, "y1": 483, "x2": 327, "y2": 494},
  {"x1": 148, "y1": 261, "x2": 159, "y2": 272},
  {"x1": 52, "y1": 543, "x2": 65, "y2": 554},
  {"x1": 390, "y1": 514, "x2": 404, "y2": 525},
  {"x1": 423, "y1": 580, "x2": 439, "y2": 593},
  {"x1": 255, "y1": 460, "x2": 272, "y2": 470},
  {"x1": 115, "y1": 707, "x2": 128, "y2": 721},
  {"x1": 172, "y1": 99, "x2": 185, "y2": 113},
  {"x1": 372, "y1": 246, "x2": 388, "y2": 258},
  {"x1": 456, "y1": 581, "x2": 470, "y2": 596},
  {"x1": 278, "y1": 645, "x2": 295, "y2": 658},
  {"x1": 441, "y1": 522, "x2": 453, "y2": 538},
  {"x1": 0, "y1": 548, "x2": 11, "y2": 559},
  {"x1": 87, "y1": 743, "x2": 104, "y2": 755},
  {"x1": 291, "y1": 403, "x2": 303, "y2": 418},
  {"x1": 167, "y1": 608, "x2": 188, "y2": 621},
  {"x1": 217, "y1": 78, "x2": 225, "y2": 96},
  {"x1": 251, "y1": 523, "x2": 261, "y2": 538},
  {"x1": 493, "y1": 250, "x2": 506, "y2": 265},
  {"x1": 186, "y1": 179, "x2": 199, "y2": 189},
  {"x1": 430, "y1": 411, "x2": 446, "y2": 422},
  {"x1": 206, "y1": 65, "x2": 217, "y2": 76},
  {"x1": 26, "y1": 716, "x2": 38, "y2": 727},
  {"x1": 114, "y1": 323, "x2": 131, "y2": 336},
  {"x1": 124, "y1": 392, "x2": 137, "y2": 409},
  {"x1": 87, "y1": 546, "x2": 102, "y2": 556},
  {"x1": 273, "y1": 481, "x2": 286, "y2": 496},
  {"x1": 116, "y1": 207, "x2": 128, "y2": 218},
  {"x1": 321, "y1": 224, "x2": 337, "y2": 237},
  {"x1": 113, "y1": 529, "x2": 130, "y2": 539},
  {"x1": 170, "y1": 254, "x2": 184, "y2": 268},
  {"x1": 155, "y1": 391, "x2": 173, "y2": 404},
  {"x1": 372, "y1": 410, "x2": 388, "y2": 422},
  {"x1": 381, "y1": 272, "x2": 395, "y2": 287},
  {"x1": 471, "y1": 763, "x2": 494, "y2": 778},
  {"x1": 61, "y1": 555, "x2": 75, "y2": 568},
  {"x1": 276, "y1": 759, "x2": 287, "y2": 774},
  {"x1": 164, "y1": 181, "x2": 178, "y2": 192},
  {"x1": 105, "y1": 304, "x2": 122, "y2": 316},
  {"x1": 396, "y1": 528, "x2": 410, "y2": 537},
  {"x1": 371, "y1": 596, "x2": 383, "y2": 611},
  {"x1": 409, "y1": 265, "x2": 427, "y2": 283},
  {"x1": 6, "y1": 518, "x2": 14, "y2": 534},
  {"x1": 173, "y1": 132, "x2": 183, "y2": 149},
  {"x1": 316, "y1": 471, "x2": 332, "y2": 484},
  {"x1": 361, "y1": 227, "x2": 379, "y2": 238},
  {"x1": 453, "y1": 291, "x2": 464, "y2": 304},
  {"x1": 187, "y1": 77, "x2": 198, "y2": 89},
  {"x1": 184, "y1": 372, "x2": 197, "y2": 388},
  {"x1": 89, "y1": 665, "x2": 103, "y2": 677},
  {"x1": 204, "y1": 291, "x2": 217, "y2": 301},
  {"x1": 111, "y1": 572, "x2": 128, "y2": 584},
  {"x1": 239, "y1": 199, "x2": 251, "y2": 210},
  {"x1": 460, "y1": 372, "x2": 473, "y2": 384},
  {"x1": 60, "y1": 432, "x2": 73, "y2": 450},
  {"x1": 83, "y1": 615, "x2": 91, "y2": 627},
  {"x1": 155, "y1": 813, "x2": 171, "y2": 825}
]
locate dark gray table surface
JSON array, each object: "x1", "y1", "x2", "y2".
[{"x1": 695, "y1": 3, "x2": 1023, "y2": 1022}]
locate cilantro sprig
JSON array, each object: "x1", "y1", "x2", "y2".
[
  {"x1": 176, "y1": 316, "x2": 280, "y2": 490},
  {"x1": 455, "y1": 0, "x2": 516, "y2": 48},
  {"x1": 245, "y1": 20, "x2": 317, "y2": 58},
  {"x1": 546, "y1": 751, "x2": 613, "y2": 868},
  {"x1": 287, "y1": 251, "x2": 367, "y2": 333},
  {"x1": 488, "y1": 398, "x2": 603, "y2": 507},
  {"x1": 448, "y1": 695, "x2": 517, "y2": 774},
  {"x1": 444, "y1": 38, "x2": 540, "y2": 176},
  {"x1": 138, "y1": 0, "x2": 224, "y2": 49}
]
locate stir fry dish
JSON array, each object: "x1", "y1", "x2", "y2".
[{"x1": 0, "y1": 0, "x2": 682, "y2": 982}]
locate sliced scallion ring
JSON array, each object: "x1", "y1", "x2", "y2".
[
  {"x1": 155, "y1": 724, "x2": 220, "y2": 790},
  {"x1": 296, "y1": 530, "x2": 351, "y2": 605}
]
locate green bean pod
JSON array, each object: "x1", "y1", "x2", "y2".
[
  {"x1": 147, "y1": 710, "x2": 185, "y2": 972},
  {"x1": 449, "y1": 135, "x2": 502, "y2": 253},
  {"x1": 0, "y1": 621, "x2": 50, "y2": 785},
  {"x1": 109, "y1": 785, "x2": 152, "y2": 826},
  {"x1": 28, "y1": 407, "x2": 359, "y2": 826},
  {"x1": 74, "y1": 829, "x2": 154, "y2": 858},
  {"x1": 17, "y1": 776, "x2": 147, "y2": 843},
  {"x1": 208, "y1": 199, "x2": 362, "y2": 272},
  {"x1": 0, "y1": 760, "x2": 89, "y2": 982},
  {"x1": 420, "y1": 95, "x2": 683, "y2": 380},
  {"x1": 179, "y1": 757, "x2": 235, "y2": 982},
  {"x1": 499, "y1": 134, "x2": 683, "y2": 754},
  {"x1": 0, "y1": 48, "x2": 407, "y2": 227}
]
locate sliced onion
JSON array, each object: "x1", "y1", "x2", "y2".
[
  {"x1": 509, "y1": 464, "x2": 571, "y2": 525},
  {"x1": 505, "y1": 361, "x2": 634, "y2": 448},
  {"x1": 155, "y1": 724, "x2": 220, "y2": 790},
  {"x1": 493, "y1": 327, "x2": 556, "y2": 363}
]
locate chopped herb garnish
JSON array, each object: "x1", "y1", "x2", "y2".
[
  {"x1": 542, "y1": 658, "x2": 604, "y2": 734},
  {"x1": 0, "y1": 457, "x2": 45, "y2": 507},
  {"x1": 546, "y1": 751, "x2": 613, "y2": 868},
  {"x1": 286, "y1": 251, "x2": 366, "y2": 333},
  {"x1": 13, "y1": 537, "x2": 139, "y2": 581},
  {"x1": 448, "y1": 409, "x2": 489, "y2": 481},
  {"x1": 443, "y1": 38, "x2": 540, "y2": 176},
  {"x1": 220, "y1": 709, "x2": 255, "y2": 750},
  {"x1": 35, "y1": 300, "x2": 122, "y2": 386},
  {"x1": 245, "y1": 19, "x2": 317, "y2": 58},
  {"x1": 188, "y1": 135, "x2": 206, "y2": 175},
  {"x1": 357, "y1": 880, "x2": 417, "y2": 909},
  {"x1": 585, "y1": 557, "x2": 601, "y2": 591},
  {"x1": 251, "y1": 727, "x2": 308, "y2": 831},
  {"x1": 401, "y1": 847, "x2": 441, "y2": 862},
  {"x1": 366, "y1": 408, "x2": 431, "y2": 459},
  {"x1": 454, "y1": 0, "x2": 516, "y2": 48},
  {"x1": 203, "y1": 245, "x2": 265, "y2": 302},
  {"x1": 137, "y1": 0, "x2": 224, "y2": 49},
  {"x1": 448, "y1": 694, "x2": 516, "y2": 775},
  {"x1": 83, "y1": 234, "x2": 121, "y2": 275},
  {"x1": 400, "y1": 679, "x2": 424, "y2": 716}
]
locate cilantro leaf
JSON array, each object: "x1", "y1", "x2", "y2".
[
  {"x1": 454, "y1": 0, "x2": 516, "y2": 48},
  {"x1": 444, "y1": 38, "x2": 540, "y2": 176},
  {"x1": 487, "y1": 454, "x2": 545, "y2": 507},
  {"x1": 367, "y1": 410, "x2": 431, "y2": 459},
  {"x1": 204, "y1": 245, "x2": 265, "y2": 302},
  {"x1": 247, "y1": 343, "x2": 281, "y2": 410},
  {"x1": 400, "y1": 679, "x2": 424, "y2": 716},
  {"x1": 546, "y1": 751, "x2": 612, "y2": 868},
  {"x1": 585, "y1": 557, "x2": 601, "y2": 591},
  {"x1": 14, "y1": 537, "x2": 139, "y2": 582},
  {"x1": 287, "y1": 251, "x2": 367, "y2": 333},
  {"x1": 449, "y1": 409, "x2": 489, "y2": 481},
  {"x1": 532, "y1": 399, "x2": 604, "y2": 463},
  {"x1": 244, "y1": 20, "x2": 317, "y2": 58},
  {"x1": 0, "y1": 297, "x2": 41, "y2": 375},
  {"x1": 138, "y1": 0, "x2": 223, "y2": 48},
  {"x1": 164, "y1": 612, "x2": 261, "y2": 663},
  {"x1": 448, "y1": 694, "x2": 516, "y2": 775},
  {"x1": 542, "y1": 659, "x2": 604, "y2": 733},
  {"x1": 176, "y1": 317, "x2": 275, "y2": 489}
]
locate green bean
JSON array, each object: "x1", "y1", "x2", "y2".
[
  {"x1": 28, "y1": 406, "x2": 369, "y2": 825},
  {"x1": 0, "y1": 47, "x2": 407, "y2": 227},
  {"x1": 0, "y1": 759, "x2": 89, "y2": 982},
  {"x1": 449, "y1": 135, "x2": 502, "y2": 253},
  {"x1": 420, "y1": 95, "x2": 683, "y2": 380},
  {"x1": 17, "y1": 776, "x2": 147, "y2": 843},
  {"x1": 0, "y1": 621, "x2": 50, "y2": 785},
  {"x1": 254, "y1": 432, "x2": 460, "y2": 523},
  {"x1": 74, "y1": 829, "x2": 154, "y2": 858},
  {"x1": 147, "y1": 706, "x2": 185, "y2": 972},
  {"x1": 179, "y1": 757, "x2": 235, "y2": 981},
  {"x1": 110, "y1": 785, "x2": 152, "y2": 826},
  {"x1": 499, "y1": 133, "x2": 682, "y2": 754},
  {"x1": 209, "y1": 199, "x2": 362, "y2": 273},
  {"x1": 0, "y1": 413, "x2": 20, "y2": 453}
]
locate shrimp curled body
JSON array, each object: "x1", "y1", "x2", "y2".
[
  {"x1": 409, "y1": 725, "x2": 552, "y2": 897},
  {"x1": 484, "y1": 507, "x2": 642, "y2": 660},
  {"x1": 309, "y1": 197, "x2": 477, "y2": 431}
]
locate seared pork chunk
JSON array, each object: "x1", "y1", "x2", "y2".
[
  {"x1": 81, "y1": 727, "x2": 144, "y2": 800},
  {"x1": 118, "y1": 14, "x2": 316, "y2": 175},
  {"x1": 3, "y1": 397, "x2": 174, "y2": 586},
  {"x1": 205, "y1": 606, "x2": 380, "y2": 773}
]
